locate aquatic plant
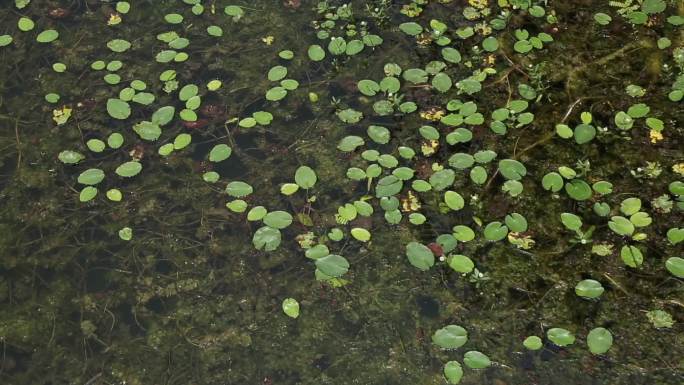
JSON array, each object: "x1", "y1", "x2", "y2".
[{"x1": 1, "y1": 0, "x2": 682, "y2": 383}]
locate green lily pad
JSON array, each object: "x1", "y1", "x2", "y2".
[
  {"x1": 432, "y1": 324, "x2": 468, "y2": 349},
  {"x1": 115, "y1": 161, "x2": 142, "y2": 177},
  {"x1": 315, "y1": 254, "x2": 349, "y2": 277},
  {"x1": 587, "y1": 327, "x2": 613, "y2": 355},
  {"x1": 406, "y1": 242, "x2": 434, "y2": 271},
  {"x1": 282, "y1": 298, "x2": 300, "y2": 319}
]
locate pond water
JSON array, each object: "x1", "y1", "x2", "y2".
[{"x1": 0, "y1": 0, "x2": 682, "y2": 384}]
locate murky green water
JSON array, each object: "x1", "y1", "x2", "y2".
[{"x1": 0, "y1": 1, "x2": 682, "y2": 384}]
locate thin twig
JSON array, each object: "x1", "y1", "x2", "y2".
[{"x1": 14, "y1": 117, "x2": 21, "y2": 170}]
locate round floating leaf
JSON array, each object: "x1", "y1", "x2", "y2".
[
  {"x1": 267, "y1": 65, "x2": 287, "y2": 81},
  {"x1": 337, "y1": 108, "x2": 363, "y2": 123},
  {"x1": 399, "y1": 22, "x2": 423, "y2": 36},
  {"x1": 443, "y1": 361, "x2": 463, "y2": 384},
  {"x1": 448, "y1": 254, "x2": 474, "y2": 274},
  {"x1": 514, "y1": 40, "x2": 532, "y2": 53},
  {"x1": 104, "y1": 73, "x2": 121, "y2": 85},
  {"x1": 376, "y1": 176, "x2": 403, "y2": 198},
  {"x1": 164, "y1": 13, "x2": 183, "y2": 24},
  {"x1": 116, "y1": 1, "x2": 131, "y2": 14},
  {"x1": 36, "y1": 29, "x2": 59, "y2": 43},
  {"x1": 45, "y1": 93, "x2": 60, "y2": 103},
  {"x1": 505, "y1": 213, "x2": 528, "y2": 232},
  {"x1": 614, "y1": 111, "x2": 633, "y2": 130},
  {"x1": 295, "y1": 166, "x2": 317, "y2": 189},
  {"x1": 587, "y1": 327, "x2": 613, "y2": 355},
  {"x1": 315, "y1": 254, "x2": 349, "y2": 277},
  {"x1": 253, "y1": 226, "x2": 281, "y2": 251},
  {"x1": 280, "y1": 79, "x2": 299, "y2": 90},
  {"x1": 158, "y1": 143, "x2": 174, "y2": 156},
  {"x1": 432, "y1": 325, "x2": 468, "y2": 349},
  {"x1": 179, "y1": 84, "x2": 198, "y2": 101},
  {"x1": 226, "y1": 199, "x2": 247, "y2": 213},
  {"x1": 498, "y1": 159, "x2": 526, "y2": 180},
  {"x1": 565, "y1": 179, "x2": 592, "y2": 201},
  {"x1": 308, "y1": 45, "x2": 325, "y2": 61},
  {"x1": 620, "y1": 245, "x2": 643, "y2": 268},
  {"x1": 115, "y1": 161, "x2": 142, "y2": 177},
  {"x1": 282, "y1": 298, "x2": 299, "y2": 319},
  {"x1": 152, "y1": 106, "x2": 175, "y2": 126},
  {"x1": 85, "y1": 139, "x2": 104, "y2": 153},
  {"x1": 239, "y1": 117, "x2": 256, "y2": 128},
  {"x1": 133, "y1": 121, "x2": 161, "y2": 141},
  {"x1": 620, "y1": 197, "x2": 641, "y2": 216},
  {"x1": 225, "y1": 181, "x2": 253, "y2": 198},
  {"x1": 118, "y1": 227, "x2": 133, "y2": 241},
  {"x1": 641, "y1": 0, "x2": 666, "y2": 14},
  {"x1": 453, "y1": 225, "x2": 475, "y2": 242},
  {"x1": 207, "y1": 25, "x2": 223, "y2": 37},
  {"x1": 246, "y1": 206, "x2": 267, "y2": 222},
  {"x1": 432, "y1": 73, "x2": 452, "y2": 93},
  {"x1": 665, "y1": 257, "x2": 684, "y2": 278},
  {"x1": 343, "y1": 39, "x2": 364, "y2": 55},
  {"x1": 574, "y1": 124, "x2": 596, "y2": 144},
  {"x1": 18, "y1": 17, "x2": 34, "y2": 32},
  {"x1": 482, "y1": 36, "x2": 499, "y2": 51},
  {"x1": 58, "y1": 150, "x2": 84, "y2": 164},
  {"x1": 547, "y1": 328, "x2": 575, "y2": 347},
  {"x1": 79, "y1": 186, "x2": 98, "y2": 202},
  {"x1": 484, "y1": 222, "x2": 508, "y2": 241},
  {"x1": 173, "y1": 133, "x2": 192, "y2": 150},
  {"x1": 280, "y1": 183, "x2": 299, "y2": 195},
  {"x1": 358, "y1": 79, "x2": 380, "y2": 96},
  {"x1": 278, "y1": 50, "x2": 294, "y2": 60},
  {"x1": 367, "y1": 125, "x2": 390, "y2": 144},
  {"x1": 106, "y1": 98, "x2": 131, "y2": 120},
  {"x1": 337, "y1": 136, "x2": 364, "y2": 152},
  {"x1": 444, "y1": 191, "x2": 464, "y2": 211},
  {"x1": 406, "y1": 242, "x2": 435, "y2": 271},
  {"x1": 209, "y1": 144, "x2": 232, "y2": 162},
  {"x1": 575, "y1": 279, "x2": 604, "y2": 299},
  {"x1": 463, "y1": 351, "x2": 491, "y2": 369},
  {"x1": 523, "y1": 336, "x2": 543, "y2": 350},
  {"x1": 630, "y1": 212, "x2": 651, "y2": 227},
  {"x1": 132, "y1": 92, "x2": 155, "y2": 106},
  {"x1": 106, "y1": 189, "x2": 122, "y2": 201},
  {"x1": 108, "y1": 133, "x2": 124, "y2": 149},
  {"x1": 351, "y1": 228, "x2": 371, "y2": 242},
  {"x1": 107, "y1": 39, "x2": 131, "y2": 52},
  {"x1": 594, "y1": 12, "x2": 613, "y2": 25},
  {"x1": 263, "y1": 211, "x2": 293, "y2": 229},
  {"x1": 429, "y1": 169, "x2": 455, "y2": 191},
  {"x1": 441, "y1": 47, "x2": 461, "y2": 64},
  {"x1": 224, "y1": 5, "x2": 244, "y2": 17},
  {"x1": 203, "y1": 172, "x2": 219, "y2": 183},
  {"x1": 305, "y1": 244, "x2": 329, "y2": 260},
  {"x1": 266, "y1": 86, "x2": 287, "y2": 101},
  {"x1": 78, "y1": 168, "x2": 105, "y2": 185},
  {"x1": 0, "y1": 35, "x2": 12, "y2": 47},
  {"x1": 560, "y1": 213, "x2": 582, "y2": 231},
  {"x1": 207, "y1": 79, "x2": 222, "y2": 91},
  {"x1": 609, "y1": 216, "x2": 635, "y2": 236},
  {"x1": 327, "y1": 37, "x2": 346, "y2": 55},
  {"x1": 542, "y1": 172, "x2": 563, "y2": 192},
  {"x1": 403, "y1": 68, "x2": 428, "y2": 84},
  {"x1": 666, "y1": 228, "x2": 684, "y2": 245},
  {"x1": 470, "y1": 167, "x2": 487, "y2": 184}
]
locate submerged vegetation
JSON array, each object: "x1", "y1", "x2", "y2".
[{"x1": 0, "y1": 0, "x2": 682, "y2": 384}]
